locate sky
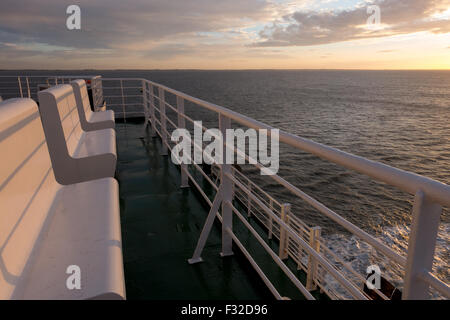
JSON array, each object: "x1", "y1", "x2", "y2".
[{"x1": 0, "y1": 0, "x2": 449, "y2": 70}]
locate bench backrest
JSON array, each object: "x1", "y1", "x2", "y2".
[
  {"x1": 0, "y1": 99, "x2": 59, "y2": 299},
  {"x1": 71, "y1": 79, "x2": 93, "y2": 120},
  {"x1": 38, "y1": 84, "x2": 83, "y2": 158}
]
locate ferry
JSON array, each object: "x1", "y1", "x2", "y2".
[{"x1": 0, "y1": 75, "x2": 448, "y2": 300}]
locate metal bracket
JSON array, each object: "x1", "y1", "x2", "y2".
[{"x1": 188, "y1": 187, "x2": 224, "y2": 264}]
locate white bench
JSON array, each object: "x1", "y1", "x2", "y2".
[
  {"x1": 38, "y1": 85, "x2": 116, "y2": 185},
  {"x1": 0, "y1": 98, "x2": 125, "y2": 300},
  {"x1": 71, "y1": 79, "x2": 115, "y2": 131}
]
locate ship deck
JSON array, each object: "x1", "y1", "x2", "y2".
[{"x1": 116, "y1": 119, "x2": 325, "y2": 300}]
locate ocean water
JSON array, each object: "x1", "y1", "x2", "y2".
[{"x1": 1, "y1": 70, "x2": 449, "y2": 292}]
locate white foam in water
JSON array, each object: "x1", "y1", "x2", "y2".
[{"x1": 320, "y1": 223, "x2": 449, "y2": 299}]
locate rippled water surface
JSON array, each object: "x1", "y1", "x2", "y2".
[{"x1": 2, "y1": 70, "x2": 449, "y2": 288}]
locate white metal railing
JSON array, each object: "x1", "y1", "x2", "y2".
[
  {"x1": 212, "y1": 165, "x2": 395, "y2": 299},
  {"x1": 139, "y1": 77, "x2": 449, "y2": 300},
  {"x1": 97, "y1": 76, "x2": 449, "y2": 300},
  {"x1": 0, "y1": 75, "x2": 100, "y2": 103},
  {"x1": 3, "y1": 75, "x2": 449, "y2": 300}
]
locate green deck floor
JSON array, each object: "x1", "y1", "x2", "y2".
[{"x1": 116, "y1": 119, "x2": 324, "y2": 300}]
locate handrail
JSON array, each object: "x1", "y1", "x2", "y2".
[
  {"x1": 142, "y1": 79, "x2": 450, "y2": 207},
  {"x1": 101, "y1": 76, "x2": 450, "y2": 205}
]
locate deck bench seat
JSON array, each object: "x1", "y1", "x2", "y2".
[
  {"x1": 73, "y1": 128, "x2": 116, "y2": 160},
  {"x1": 38, "y1": 85, "x2": 116, "y2": 185},
  {"x1": 0, "y1": 98, "x2": 125, "y2": 300},
  {"x1": 71, "y1": 79, "x2": 115, "y2": 131}
]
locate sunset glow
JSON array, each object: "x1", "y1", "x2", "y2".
[{"x1": 0, "y1": 0, "x2": 449, "y2": 69}]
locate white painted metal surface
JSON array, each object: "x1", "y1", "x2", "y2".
[
  {"x1": 71, "y1": 79, "x2": 115, "y2": 131},
  {"x1": 0, "y1": 98, "x2": 125, "y2": 300},
  {"x1": 38, "y1": 85, "x2": 116, "y2": 185}
]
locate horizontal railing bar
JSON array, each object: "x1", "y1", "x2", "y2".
[
  {"x1": 101, "y1": 77, "x2": 144, "y2": 81},
  {"x1": 419, "y1": 271, "x2": 450, "y2": 298},
  {"x1": 192, "y1": 163, "x2": 219, "y2": 191},
  {"x1": 102, "y1": 87, "x2": 142, "y2": 89},
  {"x1": 137, "y1": 78, "x2": 450, "y2": 208},
  {"x1": 234, "y1": 181, "x2": 275, "y2": 212},
  {"x1": 318, "y1": 241, "x2": 390, "y2": 300},
  {"x1": 219, "y1": 139, "x2": 408, "y2": 266},
  {"x1": 233, "y1": 169, "x2": 282, "y2": 208},
  {"x1": 197, "y1": 132, "x2": 405, "y2": 273},
  {"x1": 106, "y1": 102, "x2": 143, "y2": 106},
  {"x1": 228, "y1": 173, "x2": 368, "y2": 299},
  {"x1": 150, "y1": 93, "x2": 210, "y2": 131},
  {"x1": 219, "y1": 139, "x2": 407, "y2": 267},
  {"x1": 154, "y1": 117, "x2": 162, "y2": 127},
  {"x1": 225, "y1": 226, "x2": 284, "y2": 300},
  {"x1": 165, "y1": 116, "x2": 178, "y2": 129},
  {"x1": 234, "y1": 176, "x2": 366, "y2": 300},
  {"x1": 103, "y1": 95, "x2": 143, "y2": 98},
  {"x1": 228, "y1": 201, "x2": 315, "y2": 300},
  {"x1": 182, "y1": 167, "x2": 213, "y2": 207},
  {"x1": 264, "y1": 171, "x2": 407, "y2": 266}
]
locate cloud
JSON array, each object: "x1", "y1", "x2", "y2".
[
  {"x1": 0, "y1": 0, "x2": 271, "y2": 51},
  {"x1": 0, "y1": 0, "x2": 449, "y2": 69},
  {"x1": 253, "y1": 0, "x2": 450, "y2": 47}
]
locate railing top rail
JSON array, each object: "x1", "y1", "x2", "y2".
[{"x1": 128, "y1": 78, "x2": 450, "y2": 208}]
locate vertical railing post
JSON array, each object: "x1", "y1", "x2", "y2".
[
  {"x1": 92, "y1": 76, "x2": 104, "y2": 112},
  {"x1": 142, "y1": 80, "x2": 149, "y2": 125},
  {"x1": 25, "y1": 77, "x2": 31, "y2": 98},
  {"x1": 94, "y1": 77, "x2": 100, "y2": 111},
  {"x1": 148, "y1": 84, "x2": 156, "y2": 137},
  {"x1": 247, "y1": 181, "x2": 252, "y2": 218},
  {"x1": 140, "y1": 80, "x2": 149, "y2": 138},
  {"x1": 403, "y1": 190, "x2": 442, "y2": 300},
  {"x1": 120, "y1": 80, "x2": 126, "y2": 122},
  {"x1": 177, "y1": 96, "x2": 189, "y2": 188},
  {"x1": 278, "y1": 203, "x2": 291, "y2": 260},
  {"x1": 306, "y1": 226, "x2": 321, "y2": 291},
  {"x1": 268, "y1": 199, "x2": 274, "y2": 239},
  {"x1": 219, "y1": 114, "x2": 233, "y2": 257},
  {"x1": 159, "y1": 87, "x2": 168, "y2": 155},
  {"x1": 17, "y1": 77, "x2": 23, "y2": 98}
]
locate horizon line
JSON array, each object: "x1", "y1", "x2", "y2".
[{"x1": 1, "y1": 68, "x2": 449, "y2": 72}]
